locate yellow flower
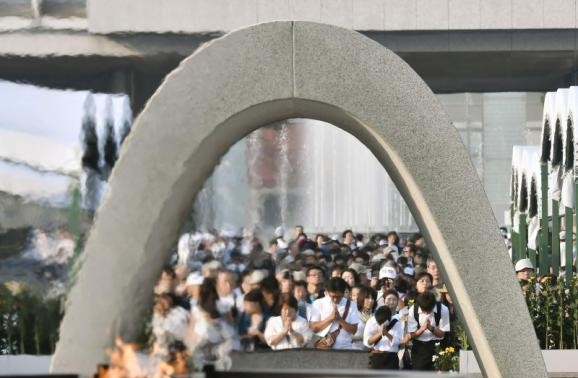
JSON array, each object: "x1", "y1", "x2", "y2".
[
  {"x1": 4, "y1": 281, "x2": 23, "y2": 295},
  {"x1": 446, "y1": 347, "x2": 455, "y2": 354}
]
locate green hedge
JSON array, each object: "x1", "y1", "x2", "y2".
[{"x1": 525, "y1": 275, "x2": 578, "y2": 349}]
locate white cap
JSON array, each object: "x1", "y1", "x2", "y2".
[
  {"x1": 292, "y1": 271, "x2": 306, "y2": 281},
  {"x1": 249, "y1": 269, "x2": 269, "y2": 285},
  {"x1": 379, "y1": 267, "x2": 397, "y2": 280},
  {"x1": 403, "y1": 266, "x2": 415, "y2": 276},
  {"x1": 275, "y1": 226, "x2": 285, "y2": 238},
  {"x1": 186, "y1": 271, "x2": 204, "y2": 286},
  {"x1": 514, "y1": 258, "x2": 534, "y2": 272},
  {"x1": 349, "y1": 262, "x2": 368, "y2": 275},
  {"x1": 371, "y1": 254, "x2": 385, "y2": 262}
]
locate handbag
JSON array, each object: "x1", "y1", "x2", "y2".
[{"x1": 314, "y1": 299, "x2": 351, "y2": 349}]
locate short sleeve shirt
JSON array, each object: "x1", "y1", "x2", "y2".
[
  {"x1": 407, "y1": 302, "x2": 450, "y2": 342},
  {"x1": 310, "y1": 296, "x2": 361, "y2": 350},
  {"x1": 363, "y1": 316, "x2": 403, "y2": 352},
  {"x1": 264, "y1": 315, "x2": 312, "y2": 350}
]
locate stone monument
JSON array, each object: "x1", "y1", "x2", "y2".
[{"x1": 51, "y1": 21, "x2": 547, "y2": 378}]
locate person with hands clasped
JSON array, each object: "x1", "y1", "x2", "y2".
[
  {"x1": 364, "y1": 306, "x2": 403, "y2": 369},
  {"x1": 310, "y1": 277, "x2": 361, "y2": 349},
  {"x1": 264, "y1": 294, "x2": 312, "y2": 350},
  {"x1": 407, "y1": 291, "x2": 450, "y2": 370}
]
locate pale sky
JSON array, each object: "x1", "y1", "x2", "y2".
[{"x1": 0, "y1": 80, "x2": 132, "y2": 205}]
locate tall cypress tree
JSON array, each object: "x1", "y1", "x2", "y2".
[
  {"x1": 103, "y1": 98, "x2": 118, "y2": 172},
  {"x1": 80, "y1": 94, "x2": 100, "y2": 210},
  {"x1": 80, "y1": 95, "x2": 99, "y2": 172}
]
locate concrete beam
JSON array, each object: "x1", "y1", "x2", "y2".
[
  {"x1": 85, "y1": 0, "x2": 578, "y2": 33},
  {"x1": 0, "y1": 30, "x2": 577, "y2": 96}
]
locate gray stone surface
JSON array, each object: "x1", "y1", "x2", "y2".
[
  {"x1": 512, "y1": 0, "x2": 543, "y2": 29},
  {"x1": 353, "y1": 0, "x2": 385, "y2": 30},
  {"x1": 384, "y1": 0, "x2": 417, "y2": 30},
  {"x1": 480, "y1": 0, "x2": 512, "y2": 29},
  {"x1": 321, "y1": 0, "x2": 353, "y2": 29},
  {"x1": 231, "y1": 350, "x2": 369, "y2": 370},
  {"x1": 449, "y1": 0, "x2": 481, "y2": 30},
  {"x1": 51, "y1": 21, "x2": 547, "y2": 378},
  {"x1": 82, "y1": 0, "x2": 578, "y2": 33},
  {"x1": 416, "y1": 0, "x2": 448, "y2": 30}
]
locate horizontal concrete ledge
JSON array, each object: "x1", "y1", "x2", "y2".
[
  {"x1": 0, "y1": 355, "x2": 52, "y2": 375},
  {"x1": 87, "y1": 0, "x2": 578, "y2": 34},
  {"x1": 0, "y1": 353, "x2": 459, "y2": 377},
  {"x1": 221, "y1": 368, "x2": 460, "y2": 377},
  {"x1": 8, "y1": 349, "x2": 578, "y2": 376},
  {"x1": 3, "y1": 29, "x2": 578, "y2": 60},
  {"x1": 0, "y1": 31, "x2": 216, "y2": 58},
  {"x1": 460, "y1": 350, "x2": 578, "y2": 377}
]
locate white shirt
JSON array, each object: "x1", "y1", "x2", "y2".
[
  {"x1": 407, "y1": 303, "x2": 450, "y2": 342},
  {"x1": 363, "y1": 316, "x2": 403, "y2": 352},
  {"x1": 310, "y1": 296, "x2": 361, "y2": 350},
  {"x1": 264, "y1": 315, "x2": 312, "y2": 350},
  {"x1": 351, "y1": 318, "x2": 366, "y2": 350},
  {"x1": 217, "y1": 290, "x2": 243, "y2": 316}
]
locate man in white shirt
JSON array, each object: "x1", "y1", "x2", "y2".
[
  {"x1": 216, "y1": 270, "x2": 243, "y2": 320},
  {"x1": 407, "y1": 291, "x2": 450, "y2": 370},
  {"x1": 310, "y1": 277, "x2": 360, "y2": 350},
  {"x1": 364, "y1": 306, "x2": 404, "y2": 369}
]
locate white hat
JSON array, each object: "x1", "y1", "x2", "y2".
[
  {"x1": 186, "y1": 271, "x2": 204, "y2": 286},
  {"x1": 371, "y1": 254, "x2": 385, "y2": 263},
  {"x1": 514, "y1": 258, "x2": 534, "y2": 272},
  {"x1": 378, "y1": 239, "x2": 388, "y2": 247},
  {"x1": 203, "y1": 260, "x2": 222, "y2": 271},
  {"x1": 403, "y1": 266, "x2": 415, "y2": 276},
  {"x1": 349, "y1": 262, "x2": 368, "y2": 275},
  {"x1": 220, "y1": 227, "x2": 237, "y2": 238},
  {"x1": 275, "y1": 226, "x2": 285, "y2": 238},
  {"x1": 379, "y1": 267, "x2": 397, "y2": 280},
  {"x1": 249, "y1": 269, "x2": 269, "y2": 285},
  {"x1": 292, "y1": 271, "x2": 306, "y2": 281}
]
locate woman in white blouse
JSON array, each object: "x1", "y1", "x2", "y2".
[{"x1": 264, "y1": 294, "x2": 312, "y2": 350}]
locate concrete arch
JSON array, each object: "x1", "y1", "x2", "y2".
[{"x1": 51, "y1": 22, "x2": 546, "y2": 377}]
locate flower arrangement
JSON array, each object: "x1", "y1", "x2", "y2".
[
  {"x1": 433, "y1": 344, "x2": 459, "y2": 372},
  {"x1": 524, "y1": 275, "x2": 578, "y2": 349}
]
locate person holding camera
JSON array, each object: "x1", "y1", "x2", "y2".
[{"x1": 363, "y1": 306, "x2": 403, "y2": 369}]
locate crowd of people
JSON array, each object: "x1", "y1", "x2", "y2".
[{"x1": 149, "y1": 225, "x2": 457, "y2": 372}]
